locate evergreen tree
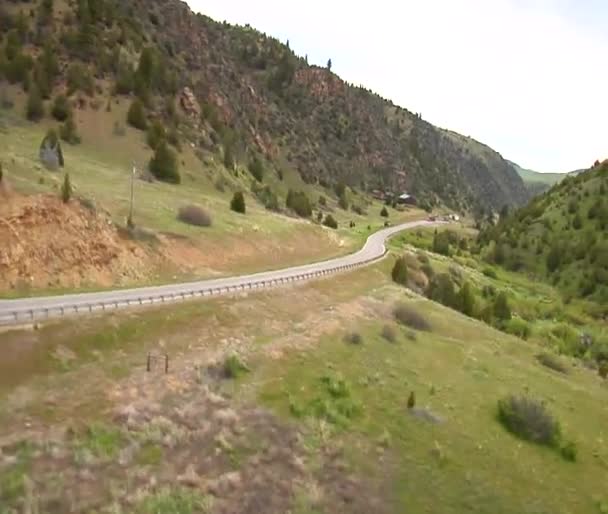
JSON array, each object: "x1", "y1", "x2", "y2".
[
  {"x1": 26, "y1": 83, "x2": 44, "y2": 121},
  {"x1": 327, "y1": 58, "x2": 332, "y2": 71},
  {"x1": 380, "y1": 206, "x2": 389, "y2": 217},
  {"x1": 127, "y1": 98, "x2": 147, "y2": 130},
  {"x1": 223, "y1": 140, "x2": 235, "y2": 170},
  {"x1": 322, "y1": 214, "x2": 338, "y2": 229},
  {"x1": 231, "y1": 191, "x2": 246, "y2": 214},
  {"x1": 149, "y1": 142, "x2": 180, "y2": 184},
  {"x1": 146, "y1": 120, "x2": 166, "y2": 150},
  {"x1": 546, "y1": 244, "x2": 561, "y2": 273},
  {"x1": 248, "y1": 155, "x2": 264, "y2": 182},
  {"x1": 61, "y1": 173, "x2": 72, "y2": 203}
]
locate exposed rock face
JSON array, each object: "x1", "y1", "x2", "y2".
[{"x1": 179, "y1": 86, "x2": 201, "y2": 118}]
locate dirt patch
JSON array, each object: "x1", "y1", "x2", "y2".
[{"x1": 0, "y1": 194, "x2": 155, "y2": 291}]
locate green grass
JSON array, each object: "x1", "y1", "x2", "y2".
[
  {"x1": 74, "y1": 423, "x2": 124, "y2": 460},
  {"x1": 134, "y1": 488, "x2": 211, "y2": 514},
  {"x1": 248, "y1": 295, "x2": 608, "y2": 513}
]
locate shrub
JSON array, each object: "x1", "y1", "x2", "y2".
[
  {"x1": 427, "y1": 273, "x2": 458, "y2": 309},
  {"x1": 316, "y1": 211, "x2": 323, "y2": 222},
  {"x1": 177, "y1": 205, "x2": 212, "y2": 227},
  {"x1": 599, "y1": 361, "x2": 608, "y2": 379},
  {"x1": 322, "y1": 214, "x2": 338, "y2": 229},
  {"x1": 60, "y1": 114, "x2": 81, "y2": 145},
  {"x1": 61, "y1": 173, "x2": 72, "y2": 203},
  {"x1": 319, "y1": 195, "x2": 327, "y2": 207},
  {"x1": 457, "y1": 281, "x2": 476, "y2": 317},
  {"x1": 338, "y1": 192, "x2": 349, "y2": 210},
  {"x1": 51, "y1": 94, "x2": 70, "y2": 121},
  {"x1": 26, "y1": 84, "x2": 44, "y2": 121},
  {"x1": 497, "y1": 395, "x2": 561, "y2": 447},
  {"x1": 560, "y1": 441, "x2": 577, "y2": 462},
  {"x1": 149, "y1": 143, "x2": 180, "y2": 184},
  {"x1": 394, "y1": 303, "x2": 431, "y2": 331},
  {"x1": 286, "y1": 189, "x2": 312, "y2": 218},
  {"x1": 504, "y1": 318, "x2": 531, "y2": 340},
  {"x1": 66, "y1": 63, "x2": 94, "y2": 96},
  {"x1": 380, "y1": 206, "x2": 389, "y2": 217},
  {"x1": 391, "y1": 256, "x2": 409, "y2": 286},
  {"x1": 344, "y1": 332, "x2": 363, "y2": 345},
  {"x1": 230, "y1": 192, "x2": 246, "y2": 214},
  {"x1": 127, "y1": 98, "x2": 147, "y2": 130},
  {"x1": 381, "y1": 324, "x2": 397, "y2": 343},
  {"x1": 223, "y1": 354, "x2": 249, "y2": 379},
  {"x1": 536, "y1": 352, "x2": 568, "y2": 374},
  {"x1": 482, "y1": 267, "x2": 498, "y2": 279}
]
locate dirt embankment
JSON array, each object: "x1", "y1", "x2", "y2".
[{"x1": 0, "y1": 193, "x2": 155, "y2": 292}]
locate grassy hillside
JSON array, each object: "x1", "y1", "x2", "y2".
[
  {"x1": 509, "y1": 161, "x2": 585, "y2": 196},
  {"x1": 0, "y1": 0, "x2": 528, "y2": 214},
  {"x1": 1, "y1": 250, "x2": 607, "y2": 514},
  {"x1": 478, "y1": 161, "x2": 608, "y2": 304}
]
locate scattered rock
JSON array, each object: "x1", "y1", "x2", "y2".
[
  {"x1": 213, "y1": 408, "x2": 239, "y2": 427},
  {"x1": 409, "y1": 407, "x2": 444, "y2": 424}
]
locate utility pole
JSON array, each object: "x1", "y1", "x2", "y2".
[{"x1": 128, "y1": 162, "x2": 135, "y2": 228}]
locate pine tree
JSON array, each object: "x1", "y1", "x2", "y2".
[
  {"x1": 60, "y1": 114, "x2": 81, "y2": 145},
  {"x1": 380, "y1": 206, "x2": 389, "y2": 217},
  {"x1": 127, "y1": 98, "x2": 147, "y2": 130},
  {"x1": 391, "y1": 257, "x2": 409, "y2": 286},
  {"x1": 149, "y1": 142, "x2": 180, "y2": 184},
  {"x1": 327, "y1": 58, "x2": 332, "y2": 71},
  {"x1": 493, "y1": 292, "x2": 512, "y2": 322},
  {"x1": 26, "y1": 83, "x2": 44, "y2": 121},
  {"x1": 61, "y1": 173, "x2": 72, "y2": 203},
  {"x1": 458, "y1": 282, "x2": 476, "y2": 317}
]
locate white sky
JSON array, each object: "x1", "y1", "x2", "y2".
[{"x1": 186, "y1": 0, "x2": 607, "y2": 172}]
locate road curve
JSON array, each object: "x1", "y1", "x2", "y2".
[{"x1": 0, "y1": 220, "x2": 437, "y2": 326}]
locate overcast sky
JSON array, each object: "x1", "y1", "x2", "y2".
[{"x1": 186, "y1": 0, "x2": 607, "y2": 172}]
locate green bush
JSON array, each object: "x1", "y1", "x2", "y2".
[
  {"x1": 493, "y1": 292, "x2": 512, "y2": 322},
  {"x1": 149, "y1": 142, "x2": 180, "y2": 184},
  {"x1": 599, "y1": 361, "x2": 608, "y2": 379},
  {"x1": 66, "y1": 63, "x2": 94, "y2": 96},
  {"x1": 222, "y1": 354, "x2": 249, "y2": 379},
  {"x1": 427, "y1": 273, "x2": 458, "y2": 309},
  {"x1": 560, "y1": 441, "x2": 577, "y2": 462},
  {"x1": 391, "y1": 256, "x2": 409, "y2": 286},
  {"x1": 127, "y1": 98, "x2": 147, "y2": 130},
  {"x1": 338, "y1": 192, "x2": 348, "y2": 210},
  {"x1": 497, "y1": 395, "x2": 561, "y2": 447},
  {"x1": 230, "y1": 192, "x2": 246, "y2": 214},
  {"x1": 51, "y1": 94, "x2": 70, "y2": 121},
  {"x1": 380, "y1": 206, "x2": 389, "y2": 217},
  {"x1": 322, "y1": 214, "x2": 338, "y2": 229},
  {"x1": 457, "y1": 281, "x2": 476, "y2": 317},
  {"x1": 319, "y1": 195, "x2": 327, "y2": 207},
  {"x1": 504, "y1": 317, "x2": 531, "y2": 340},
  {"x1": 394, "y1": 303, "x2": 431, "y2": 331},
  {"x1": 286, "y1": 189, "x2": 312, "y2": 218},
  {"x1": 482, "y1": 267, "x2": 498, "y2": 279},
  {"x1": 536, "y1": 352, "x2": 568, "y2": 374},
  {"x1": 60, "y1": 114, "x2": 81, "y2": 145}
]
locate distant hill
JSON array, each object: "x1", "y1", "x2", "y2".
[
  {"x1": 0, "y1": 0, "x2": 528, "y2": 212},
  {"x1": 509, "y1": 161, "x2": 584, "y2": 196},
  {"x1": 479, "y1": 161, "x2": 608, "y2": 302}
]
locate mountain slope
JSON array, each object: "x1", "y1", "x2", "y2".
[
  {"x1": 0, "y1": 0, "x2": 528, "y2": 212},
  {"x1": 509, "y1": 161, "x2": 584, "y2": 196},
  {"x1": 479, "y1": 160, "x2": 608, "y2": 302}
]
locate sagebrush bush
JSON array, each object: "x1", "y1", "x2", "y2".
[
  {"x1": 497, "y1": 395, "x2": 561, "y2": 447},
  {"x1": 536, "y1": 352, "x2": 568, "y2": 374},
  {"x1": 393, "y1": 304, "x2": 431, "y2": 331},
  {"x1": 177, "y1": 205, "x2": 212, "y2": 227},
  {"x1": 381, "y1": 324, "x2": 397, "y2": 343}
]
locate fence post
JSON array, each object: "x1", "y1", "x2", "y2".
[
  {"x1": 146, "y1": 353, "x2": 151, "y2": 372},
  {"x1": 165, "y1": 354, "x2": 169, "y2": 374}
]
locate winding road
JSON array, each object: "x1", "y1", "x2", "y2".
[{"x1": 0, "y1": 220, "x2": 437, "y2": 326}]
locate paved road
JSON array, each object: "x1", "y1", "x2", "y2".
[{"x1": 0, "y1": 220, "x2": 437, "y2": 326}]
